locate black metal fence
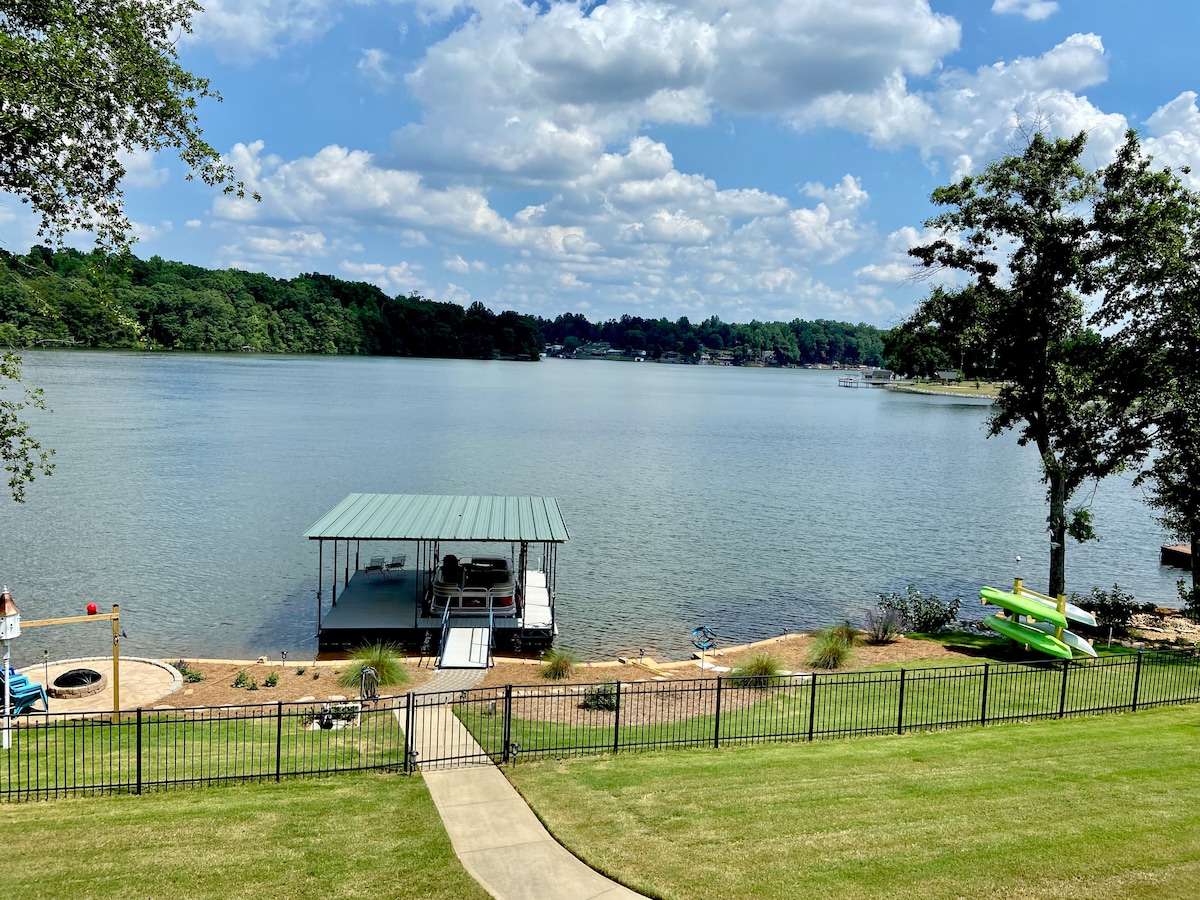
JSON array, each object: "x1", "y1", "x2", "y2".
[{"x1": 3, "y1": 648, "x2": 1199, "y2": 800}]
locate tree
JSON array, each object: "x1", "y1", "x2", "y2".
[
  {"x1": 909, "y1": 132, "x2": 1143, "y2": 598},
  {"x1": 0, "y1": 350, "x2": 53, "y2": 501},
  {"x1": 1, "y1": 0, "x2": 254, "y2": 249},
  {"x1": 1093, "y1": 132, "x2": 1200, "y2": 610}
]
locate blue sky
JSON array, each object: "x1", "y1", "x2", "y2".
[{"x1": 5, "y1": 0, "x2": 1199, "y2": 327}]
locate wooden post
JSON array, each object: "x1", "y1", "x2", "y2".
[{"x1": 112, "y1": 605, "x2": 120, "y2": 712}]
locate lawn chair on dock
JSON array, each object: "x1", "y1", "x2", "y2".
[
  {"x1": 365, "y1": 556, "x2": 386, "y2": 578},
  {"x1": 385, "y1": 553, "x2": 406, "y2": 575}
]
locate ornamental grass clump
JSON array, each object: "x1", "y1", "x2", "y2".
[
  {"x1": 338, "y1": 642, "x2": 409, "y2": 689},
  {"x1": 865, "y1": 609, "x2": 902, "y2": 645},
  {"x1": 727, "y1": 653, "x2": 786, "y2": 688},
  {"x1": 539, "y1": 648, "x2": 578, "y2": 681},
  {"x1": 807, "y1": 627, "x2": 853, "y2": 670}
]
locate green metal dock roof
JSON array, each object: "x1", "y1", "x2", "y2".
[{"x1": 304, "y1": 494, "x2": 570, "y2": 543}]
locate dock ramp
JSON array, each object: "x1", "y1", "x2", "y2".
[{"x1": 439, "y1": 621, "x2": 491, "y2": 669}]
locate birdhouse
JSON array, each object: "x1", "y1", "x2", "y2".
[{"x1": 0, "y1": 587, "x2": 20, "y2": 641}]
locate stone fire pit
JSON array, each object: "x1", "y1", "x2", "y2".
[{"x1": 49, "y1": 668, "x2": 108, "y2": 699}]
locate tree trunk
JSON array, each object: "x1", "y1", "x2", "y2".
[
  {"x1": 1048, "y1": 469, "x2": 1067, "y2": 598},
  {"x1": 1190, "y1": 532, "x2": 1199, "y2": 616}
]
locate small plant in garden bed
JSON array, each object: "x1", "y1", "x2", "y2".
[
  {"x1": 296, "y1": 666, "x2": 307, "y2": 675},
  {"x1": 865, "y1": 609, "x2": 902, "y2": 645},
  {"x1": 339, "y1": 642, "x2": 409, "y2": 689},
  {"x1": 807, "y1": 627, "x2": 852, "y2": 670},
  {"x1": 174, "y1": 660, "x2": 205, "y2": 683},
  {"x1": 540, "y1": 648, "x2": 578, "y2": 681},
  {"x1": 877, "y1": 586, "x2": 961, "y2": 633},
  {"x1": 264, "y1": 671, "x2": 278, "y2": 688},
  {"x1": 727, "y1": 653, "x2": 785, "y2": 688},
  {"x1": 580, "y1": 681, "x2": 618, "y2": 711},
  {"x1": 246, "y1": 678, "x2": 259, "y2": 691},
  {"x1": 232, "y1": 669, "x2": 250, "y2": 688}
]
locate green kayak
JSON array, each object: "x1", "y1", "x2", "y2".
[
  {"x1": 985, "y1": 614, "x2": 1073, "y2": 659},
  {"x1": 980, "y1": 586, "x2": 1068, "y2": 629}
]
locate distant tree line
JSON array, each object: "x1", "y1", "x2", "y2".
[
  {"x1": 538, "y1": 312, "x2": 886, "y2": 366},
  {"x1": 0, "y1": 247, "x2": 542, "y2": 360}
]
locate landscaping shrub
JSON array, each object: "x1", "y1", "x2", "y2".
[
  {"x1": 726, "y1": 653, "x2": 785, "y2": 688},
  {"x1": 539, "y1": 648, "x2": 578, "y2": 681},
  {"x1": 580, "y1": 681, "x2": 618, "y2": 711},
  {"x1": 231, "y1": 669, "x2": 250, "y2": 688},
  {"x1": 829, "y1": 621, "x2": 859, "y2": 647},
  {"x1": 807, "y1": 627, "x2": 852, "y2": 670},
  {"x1": 339, "y1": 642, "x2": 409, "y2": 689},
  {"x1": 174, "y1": 660, "x2": 205, "y2": 683},
  {"x1": 864, "y1": 609, "x2": 902, "y2": 645},
  {"x1": 1071, "y1": 584, "x2": 1156, "y2": 636},
  {"x1": 264, "y1": 671, "x2": 279, "y2": 688},
  {"x1": 877, "y1": 586, "x2": 961, "y2": 632}
]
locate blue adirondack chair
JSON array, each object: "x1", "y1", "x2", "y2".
[{"x1": 5, "y1": 673, "x2": 48, "y2": 715}]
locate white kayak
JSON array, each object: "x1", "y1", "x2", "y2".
[
  {"x1": 1019, "y1": 590, "x2": 1098, "y2": 628},
  {"x1": 1026, "y1": 620, "x2": 1098, "y2": 657}
]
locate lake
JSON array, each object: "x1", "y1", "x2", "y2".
[{"x1": 0, "y1": 350, "x2": 1181, "y2": 667}]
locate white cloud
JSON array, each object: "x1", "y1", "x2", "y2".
[
  {"x1": 130, "y1": 220, "x2": 173, "y2": 242},
  {"x1": 340, "y1": 260, "x2": 423, "y2": 292},
  {"x1": 992, "y1": 0, "x2": 1059, "y2": 22},
  {"x1": 358, "y1": 48, "x2": 396, "y2": 87},
  {"x1": 800, "y1": 34, "x2": 1127, "y2": 175},
  {"x1": 188, "y1": 0, "x2": 339, "y2": 63},
  {"x1": 1144, "y1": 92, "x2": 1200, "y2": 190},
  {"x1": 443, "y1": 255, "x2": 487, "y2": 273},
  {"x1": 118, "y1": 150, "x2": 170, "y2": 189},
  {"x1": 185, "y1": 219, "x2": 204, "y2": 229}
]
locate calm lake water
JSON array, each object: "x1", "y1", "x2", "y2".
[{"x1": 0, "y1": 350, "x2": 1182, "y2": 666}]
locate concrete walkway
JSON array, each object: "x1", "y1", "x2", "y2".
[{"x1": 412, "y1": 668, "x2": 643, "y2": 900}]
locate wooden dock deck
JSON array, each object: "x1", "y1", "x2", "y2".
[{"x1": 1161, "y1": 544, "x2": 1193, "y2": 569}]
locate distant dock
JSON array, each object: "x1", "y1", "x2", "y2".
[{"x1": 1161, "y1": 544, "x2": 1193, "y2": 569}]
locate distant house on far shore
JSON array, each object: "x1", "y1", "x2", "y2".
[{"x1": 935, "y1": 370, "x2": 962, "y2": 382}]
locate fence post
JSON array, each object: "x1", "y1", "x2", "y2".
[
  {"x1": 405, "y1": 691, "x2": 415, "y2": 774},
  {"x1": 896, "y1": 669, "x2": 906, "y2": 735},
  {"x1": 136, "y1": 708, "x2": 143, "y2": 796},
  {"x1": 502, "y1": 685, "x2": 513, "y2": 763},
  {"x1": 713, "y1": 677, "x2": 722, "y2": 749},
  {"x1": 980, "y1": 663, "x2": 989, "y2": 727},
  {"x1": 1131, "y1": 649, "x2": 1144, "y2": 712},
  {"x1": 807, "y1": 672, "x2": 817, "y2": 742},
  {"x1": 612, "y1": 681, "x2": 622, "y2": 755},
  {"x1": 275, "y1": 701, "x2": 284, "y2": 782},
  {"x1": 1058, "y1": 659, "x2": 1070, "y2": 719}
]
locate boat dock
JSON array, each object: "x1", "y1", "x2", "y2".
[
  {"x1": 305, "y1": 494, "x2": 568, "y2": 664},
  {"x1": 1161, "y1": 544, "x2": 1193, "y2": 569}
]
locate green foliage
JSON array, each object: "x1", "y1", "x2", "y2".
[
  {"x1": 864, "y1": 609, "x2": 902, "y2": 645},
  {"x1": 246, "y1": 678, "x2": 259, "y2": 691},
  {"x1": 338, "y1": 642, "x2": 409, "y2": 689},
  {"x1": 807, "y1": 628, "x2": 852, "y2": 670},
  {"x1": 231, "y1": 670, "x2": 250, "y2": 688},
  {"x1": 1071, "y1": 584, "x2": 1155, "y2": 637},
  {"x1": 0, "y1": 350, "x2": 55, "y2": 502},
  {"x1": 726, "y1": 654, "x2": 785, "y2": 688},
  {"x1": 580, "y1": 681, "x2": 619, "y2": 711},
  {"x1": 173, "y1": 660, "x2": 205, "y2": 684},
  {"x1": 877, "y1": 586, "x2": 961, "y2": 633},
  {"x1": 909, "y1": 131, "x2": 1149, "y2": 598},
  {"x1": 0, "y1": 0, "x2": 252, "y2": 249},
  {"x1": 539, "y1": 648, "x2": 578, "y2": 681},
  {"x1": 0, "y1": 248, "x2": 543, "y2": 359},
  {"x1": 263, "y1": 671, "x2": 278, "y2": 688},
  {"x1": 296, "y1": 666, "x2": 307, "y2": 675},
  {"x1": 828, "y1": 622, "x2": 859, "y2": 647}
]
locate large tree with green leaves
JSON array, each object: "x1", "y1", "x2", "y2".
[
  {"x1": 909, "y1": 132, "x2": 1143, "y2": 598},
  {"x1": 0, "y1": 0, "x2": 252, "y2": 248},
  {"x1": 0, "y1": 0, "x2": 251, "y2": 501},
  {"x1": 1094, "y1": 132, "x2": 1200, "y2": 610}
]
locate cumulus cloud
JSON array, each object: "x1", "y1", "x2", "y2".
[
  {"x1": 340, "y1": 260, "x2": 423, "y2": 292},
  {"x1": 391, "y1": 0, "x2": 959, "y2": 181},
  {"x1": 118, "y1": 150, "x2": 170, "y2": 189},
  {"x1": 1144, "y1": 92, "x2": 1200, "y2": 189},
  {"x1": 188, "y1": 0, "x2": 339, "y2": 63},
  {"x1": 992, "y1": 0, "x2": 1059, "y2": 22},
  {"x1": 800, "y1": 33, "x2": 1127, "y2": 175}
]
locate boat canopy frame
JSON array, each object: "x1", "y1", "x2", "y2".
[{"x1": 305, "y1": 494, "x2": 569, "y2": 632}]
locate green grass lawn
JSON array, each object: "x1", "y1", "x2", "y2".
[
  {"x1": 508, "y1": 705, "x2": 1200, "y2": 900},
  {"x1": 0, "y1": 773, "x2": 488, "y2": 900}
]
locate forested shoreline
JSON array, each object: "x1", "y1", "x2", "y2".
[{"x1": 0, "y1": 246, "x2": 886, "y2": 366}]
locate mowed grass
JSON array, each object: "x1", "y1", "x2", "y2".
[
  {"x1": 0, "y1": 773, "x2": 488, "y2": 900},
  {"x1": 508, "y1": 705, "x2": 1200, "y2": 900}
]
